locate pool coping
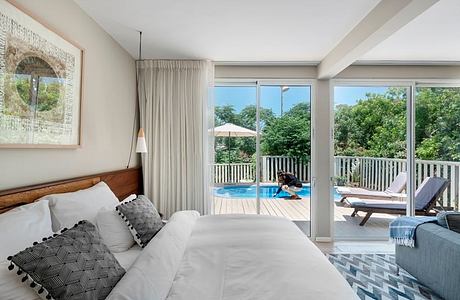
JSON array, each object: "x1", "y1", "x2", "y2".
[{"x1": 213, "y1": 182, "x2": 312, "y2": 187}]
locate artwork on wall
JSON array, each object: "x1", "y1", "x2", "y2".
[{"x1": 0, "y1": 0, "x2": 83, "y2": 148}]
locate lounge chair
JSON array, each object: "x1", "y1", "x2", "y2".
[
  {"x1": 337, "y1": 172, "x2": 407, "y2": 202},
  {"x1": 347, "y1": 176, "x2": 449, "y2": 226}
]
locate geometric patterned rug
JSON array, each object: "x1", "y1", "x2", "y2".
[{"x1": 327, "y1": 254, "x2": 443, "y2": 300}]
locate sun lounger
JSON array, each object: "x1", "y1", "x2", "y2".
[
  {"x1": 346, "y1": 176, "x2": 449, "y2": 226},
  {"x1": 337, "y1": 172, "x2": 407, "y2": 202}
]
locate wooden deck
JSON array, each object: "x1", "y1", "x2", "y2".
[
  {"x1": 212, "y1": 196, "x2": 397, "y2": 239},
  {"x1": 213, "y1": 196, "x2": 310, "y2": 219}
]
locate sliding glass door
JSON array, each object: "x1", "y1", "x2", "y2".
[
  {"x1": 333, "y1": 81, "x2": 460, "y2": 240},
  {"x1": 259, "y1": 84, "x2": 312, "y2": 234},
  {"x1": 212, "y1": 85, "x2": 258, "y2": 215},
  {"x1": 333, "y1": 84, "x2": 409, "y2": 240},
  {"x1": 212, "y1": 82, "x2": 312, "y2": 235},
  {"x1": 415, "y1": 86, "x2": 460, "y2": 212}
]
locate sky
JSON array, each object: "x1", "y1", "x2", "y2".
[
  {"x1": 334, "y1": 86, "x2": 389, "y2": 106},
  {"x1": 214, "y1": 86, "x2": 311, "y2": 116},
  {"x1": 215, "y1": 85, "x2": 389, "y2": 114}
]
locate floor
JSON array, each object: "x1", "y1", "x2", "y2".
[
  {"x1": 314, "y1": 241, "x2": 395, "y2": 254},
  {"x1": 212, "y1": 196, "x2": 397, "y2": 239}
]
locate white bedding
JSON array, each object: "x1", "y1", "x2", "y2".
[
  {"x1": 109, "y1": 213, "x2": 358, "y2": 300},
  {"x1": 113, "y1": 245, "x2": 142, "y2": 270},
  {"x1": 108, "y1": 211, "x2": 200, "y2": 300}
]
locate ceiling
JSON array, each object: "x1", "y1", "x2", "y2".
[
  {"x1": 75, "y1": 0, "x2": 460, "y2": 63},
  {"x1": 360, "y1": 0, "x2": 460, "y2": 62},
  {"x1": 75, "y1": 0, "x2": 379, "y2": 61}
]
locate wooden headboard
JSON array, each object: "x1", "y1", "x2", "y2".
[{"x1": 0, "y1": 168, "x2": 142, "y2": 213}]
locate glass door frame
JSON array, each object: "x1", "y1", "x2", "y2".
[
  {"x1": 331, "y1": 80, "x2": 415, "y2": 239},
  {"x1": 212, "y1": 80, "x2": 258, "y2": 215},
  {"x1": 332, "y1": 78, "x2": 460, "y2": 240},
  {"x1": 414, "y1": 80, "x2": 460, "y2": 214},
  {"x1": 214, "y1": 78, "x2": 317, "y2": 235}
]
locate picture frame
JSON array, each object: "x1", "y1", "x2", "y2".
[{"x1": 0, "y1": 0, "x2": 84, "y2": 148}]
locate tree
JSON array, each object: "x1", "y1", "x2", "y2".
[
  {"x1": 261, "y1": 103, "x2": 311, "y2": 160},
  {"x1": 15, "y1": 76, "x2": 62, "y2": 112},
  {"x1": 214, "y1": 87, "x2": 460, "y2": 164},
  {"x1": 334, "y1": 87, "x2": 460, "y2": 161},
  {"x1": 334, "y1": 88, "x2": 407, "y2": 158},
  {"x1": 215, "y1": 105, "x2": 239, "y2": 126},
  {"x1": 239, "y1": 105, "x2": 275, "y2": 130},
  {"x1": 213, "y1": 104, "x2": 275, "y2": 163},
  {"x1": 236, "y1": 105, "x2": 275, "y2": 159},
  {"x1": 415, "y1": 87, "x2": 460, "y2": 161}
]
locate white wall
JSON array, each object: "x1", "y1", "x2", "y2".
[
  {"x1": 215, "y1": 64, "x2": 460, "y2": 80},
  {"x1": 215, "y1": 65, "x2": 317, "y2": 79},
  {"x1": 313, "y1": 79, "x2": 333, "y2": 240},
  {"x1": 0, "y1": 0, "x2": 138, "y2": 190},
  {"x1": 337, "y1": 65, "x2": 460, "y2": 79}
]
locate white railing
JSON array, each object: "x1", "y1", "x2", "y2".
[
  {"x1": 335, "y1": 156, "x2": 407, "y2": 191},
  {"x1": 335, "y1": 156, "x2": 460, "y2": 210},
  {"x1": 213, "y1": 155, "x2": 460, "y2": 210},
  {"x1": 261, "y1": 156, "x2": 311, "y2": 182},
  {"x1": 213, "y1": 157, "x2": 311, "y2": 184},
  {"x1": 214, "y1": 163, "x2": 255, "y2": 183}
]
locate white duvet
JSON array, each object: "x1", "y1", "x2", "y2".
[{"x1": 109, "y1": 213, "x2": 358, "y2": 300}]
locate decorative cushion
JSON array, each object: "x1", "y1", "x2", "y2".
[
  {"x1": 43, "y1": 182, "x2": 120, "y2": 231},
  {"x1": 436, "y1": 211, "x2": 460, "y2": 229},
  {"x1": 445, "y1": 213, "x2": 460, "y2": 234},
  {"x1": 0, "y1": 200, "x2": 54, "y2": 262},
  {"x1": 96, "y1": 194, "x2": 137, "y2": 253},
  {"x1": 7, "y1": 220, "x2": 125, "y2": 300},
  {"x1": 116, "y1": 195, "x2": 164, "y2": 248}
]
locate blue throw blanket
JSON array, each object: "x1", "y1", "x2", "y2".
[{"x1": 389, "y1": 216, "x2": 437, "y2": 247}]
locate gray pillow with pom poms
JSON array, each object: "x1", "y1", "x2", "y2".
[
  {"x1": 7, "y1": 220, "x2": 125, "y2": 300},
  {"x1": 116, "y1": 195, "x2": 164, "y2": 248}
]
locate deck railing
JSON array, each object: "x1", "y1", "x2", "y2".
[
  {"x1": 334, "y1": 156, "x2": 407, "y2": 191},
  {"x1": 335, "y1": 156, "x2": 460, "y2": 210},
  {"x1": 213, "y1": 155, "x2": 460, "y2": 210},
  {"x1": 213, "y1": 163, "x2": 255, "y2": 183},
  {"x1": 261, "y1": 156, "x2": 311, "y2": 182},
  {"x1": 213, "y1": 157, "x2": 311, "y2": 184}
]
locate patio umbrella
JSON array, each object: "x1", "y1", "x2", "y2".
[{"x1": 212, "y1": 123, "x2": 257, "y2": 181}]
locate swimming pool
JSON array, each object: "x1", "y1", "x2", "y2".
[{"x1": 214, "y1": 184, "x2": 341, "y2": 199}]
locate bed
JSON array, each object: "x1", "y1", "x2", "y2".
[{"x1": 0, "y1": 168, "x2": 357, "y2": 300}]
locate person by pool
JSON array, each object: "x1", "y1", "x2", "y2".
[{"x1": 273, "y1": 170, "x2": 303, "y2": 199}]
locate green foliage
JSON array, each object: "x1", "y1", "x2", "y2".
[
  {"x1": 37, "y1": 80, "x2": 61, "y2": 111},
  {"x1": 214, "y1": 87, "x2": 460, "y2": 164},
  {"x1": 214, "y1": 104, "x2": 275, "y2": 163},
  {"x1": 335, "y1": 176, "x2": 347, "y2": 186},
  {"x1": 214, "y1": 103, "x2": 310, "y2": 163},
  {"x1": 15, "y1": 77, "x2": 30, "y2": 105},
  {"x1": 15, "y1": 76, "x2": 62, "y2": 112},
  {"x1": 415, "y1": 87, "x2": 460, "y2": 161},
  {"x1": 335, "y1": 88, "x2": 407, "y2": 158},
  {"x1": 261, "y1": 103, "x2": 311, "y2": 160},
  {"x1": 335, "y1": 87, "x2": 460, "y2": 162},
  {"x1": 215, "y1": 105, "x2": 239, "y2": 126}
]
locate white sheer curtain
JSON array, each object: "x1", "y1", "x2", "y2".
[{"x1": 137, "y1": 60, "x2": 214, "y2": 218}]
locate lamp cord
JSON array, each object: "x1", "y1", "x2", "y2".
[
  {"x1": 126, "y1": 81, "x2": 138, "y2": 169},
  {"x1": 126, "y1": 31, "x2": 142, "y2": 169}
]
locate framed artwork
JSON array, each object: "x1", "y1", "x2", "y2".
[{"x1": 0, "y1": 0, "x2": 83, "y2": 148}]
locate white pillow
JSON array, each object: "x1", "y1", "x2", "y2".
[
  {"x1": 96, "y1": 194, "x2": 137, "y2": 253},
  {"x1": 0, "y1": 200, "x2": 53, "y2": 261},
  {"x1": 44, "y1": 181, "x2": 120, "y2": 231},
  {"x1": 0, "y1": 261, "x2": 40, "y2": 300}
]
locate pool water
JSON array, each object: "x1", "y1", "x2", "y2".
[{"x1": 214, "y1": 185, "x2": 341, "y2": 199}]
